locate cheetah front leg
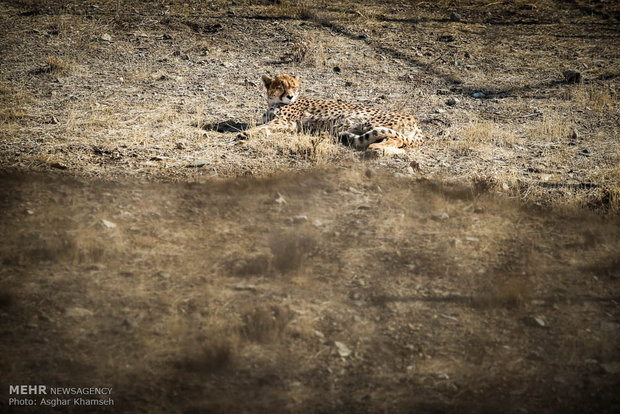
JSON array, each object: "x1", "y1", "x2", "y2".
[{"x1": 237, "y1": 119, "x2": 297, "y2": 140}]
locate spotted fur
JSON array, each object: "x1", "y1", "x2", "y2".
[{"x1": 238, "y1": 74, "x2": 424, "y2": 152}]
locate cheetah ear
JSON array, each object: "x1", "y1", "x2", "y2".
[{"x1": 262, "y1": 75, "x2": 273, "y2": 88}]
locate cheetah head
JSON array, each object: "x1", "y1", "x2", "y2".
[{"x1": 262, "y1": 74, "x2": 300, "y2": 107}]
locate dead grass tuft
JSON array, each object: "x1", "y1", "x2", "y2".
[
  {"x1": 282, "y1": 34, "x2": 325, "y2": 66},
  {"x1": 242, "y1": 304, "x2": 294, "y2": 343},
  {"x1": 175, "y1": 338, "x2": 234, "y2": 373},
  {"x1": 269, "y1": 231, "x2": 316, "y2": 275},
  {"x1": 526, "y1": 114, "x2": 571, "y2": 142},
  {"x1": 457, "y1": 119, "x2": 516, "y2": 147},
  {"x1": 45, "y1": 56, "x2": 73, "y2": 76},
  {"x1": 569, "y1": 82, "x2": 617, "y2": 112},
  {"x1": 0, "y1": 83, "x2": 30, "y2": 122},
  {"x1": 228, "y1": 252, "x2": 271, "y2": 276}
]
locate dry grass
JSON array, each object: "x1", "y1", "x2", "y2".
[
  {"x1": 242, "y1": 304, "x2": 295, "y2": 343},
  {"x1": 569, "y1": 82, "x2": 617, "y2": 112},
  {"x1": 269, "y1": 231, "x2": 316, "y2": 275},
  {"x1": 458, "y1": 119, "x2": 517, "y2": 146},
  {"x1": 526, "y1": 114, "x2": 572, "y2": 142},
  {"x1": 0, "y1": 82, "x2": 30, "y2": 122},
  {"x1": 44, "y1": 56, "x2": 73, "y2": 76}
]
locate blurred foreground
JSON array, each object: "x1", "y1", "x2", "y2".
[{"x1": 1, "y1": 170, "x2": 618, "y2": 413}]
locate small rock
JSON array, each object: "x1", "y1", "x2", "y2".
[
  {"x1": 465, "y1": 236, "x2": 479, "y2": 242},
  {"x1": 344, "y1": 81, "x2": 352, "y2": 87},
  {"x1": 101, "y1": 219, "x2": 117, "y2": 229},
  {"x1": 431, "y1": 212, "x2": 450, "y2": 222},
  {"x1": 450, "y1": 12, "x2": 461, "y2": 22},
  {"x1": 66, "y1": 307, "x2": 93, "y2": 318},
  {"x1": 50, "y1": 162, "x2": 67, "y2": 170},
  {"x1": 473, "y1": 92, "x2": 486, "y2": 99},
  {"x1": 502, "y1": 182, "x2": 510, "y2": 190},
  {"x1": 437, "y1": 35, "x2": 455, "y2": 42},
  {"x1": 333, "y1": 66, "x2": 341, "y2": 73},
  {"x1": 312, "y1": 219, "x2": 323, "y2": 227},
  {"x1": 434, "y1": 107, "x2": 445, "y2": 114},
  {"x1": 156, "y1": 271, "x2": 172, "y2": 279},
  {"x1": 359, "y1": 33, "x2": 369, "y2": 39},
  {"x1": 233, "y1": 284, "x2": 257, "y2": 292},
  {"x1": 172, "y1": 50, "x2": 181, "y2": 56},
  {"x1": 571, "y1": 129, "x2": 580, "y2": 139},
  {"x1": 522, "y1": 316, "x2": 546, "y2": 328},
  {"x1": 579, "y1": 149, "x2": 591, "y2": 157},
  {"x1": 563, "y1": 70, "x2": 582, "y2": 84},
  {"x1": 293, "y1": 215, "x2": 308, "y2": 223},
  {"x1": 186, "y1": 159, "x2": 209, "y2": 167},
  {"x1": 101, "y1": 33, "x2": 112, "y2": 42},
  {"x1": 446, "y1": 96, "x2": 459, "y2": 106},
  {"x1": 335, "y1": 341, "x2": 352, "y2": 358}
]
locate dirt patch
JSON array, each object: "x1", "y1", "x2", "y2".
[{"x1": 1, "y1": 170, "x2": 619, "y2": 413}]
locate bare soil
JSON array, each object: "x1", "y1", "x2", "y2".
[{"x1": 0, "y1": 1, "x2": 619, "y2": 413}]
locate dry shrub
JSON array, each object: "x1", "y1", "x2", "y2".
[
  {"x1": 242, "y1": 304, "x2": 294, "y2": 343},
  {"x1": 0, "y1": 83, "x2": 29, "y2": 121},
  {"x1": 175, "y1": 337, "x2": 234, "y2": 374},
  {"x1": 228, "y1": 252, "x2": 271, "y2": 276},
  {"x1": 457, "y1": 119, "x2": 516, "y2": 148},
  {"x1": 471, "y1": 172, "x2": 497, "y2": 194},
  {"x1": 569, "y1": 82, "x2": 616, "y2": 112},
  {"x1": 288, "y1": 132, "x2": 338, "y2": 163},
  {"x1": 526, "y1": 114, "x2": 571, "y2": 142},
  {"x1": 269, "y1": 0, "x2": 315, "y2": 19},
  {"x1": 282, "y1": 33, "x2": 325, "y2": 66},
  {"x1": 45, "y1": 56, "x2": 72, "y2": 75},
  {"x1": 4, "y1": 231, "x2": 94, "y2": 266},
  {"x1": 269, "y1": 231, "x2": 316, "y2": 275},
  {"x1": 585, "y1": 185, "x2": 620, "y2": 214}
]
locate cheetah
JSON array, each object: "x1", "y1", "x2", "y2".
[{"x1": 238, "y1": 74, "x2": 424, "y2": 153}]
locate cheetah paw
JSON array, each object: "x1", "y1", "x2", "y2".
[{"x1": 236, "y1": 131, "x2": 249, "y2": 141}]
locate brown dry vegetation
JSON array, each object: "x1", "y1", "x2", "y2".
[{"x1": 0, "y1": 0, "x2": 619, "y2": 413}]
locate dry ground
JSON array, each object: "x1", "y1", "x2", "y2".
[{"x1": 0, "y1": 0, "x2": 619, "y2": 413}]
